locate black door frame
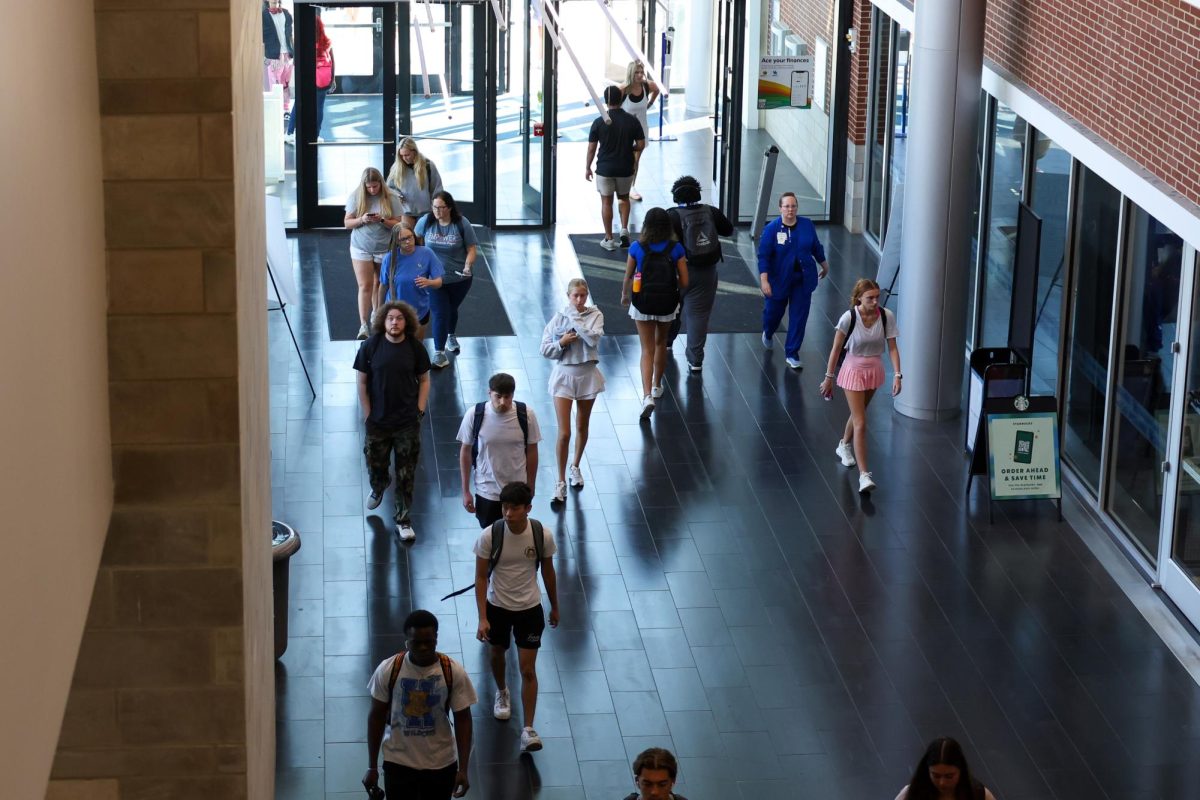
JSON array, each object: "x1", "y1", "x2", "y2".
[{"x1": 295, "y1": 1, "x2": 492, "y2": 229}]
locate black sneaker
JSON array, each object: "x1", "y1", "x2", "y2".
[
  {"x1": 366, "y1": 490, "x2": 383, "y2": 510},
  {"x1": 619, "y1": 230, "x2": 630, "y2": 248}
]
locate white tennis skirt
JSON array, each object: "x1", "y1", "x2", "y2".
[{"x1": 549, "y1": 362, "x2": 606, "y2": 400}]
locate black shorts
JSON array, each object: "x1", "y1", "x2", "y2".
[{"x1": 486, "y1": 602, "x2": 545, "y2": 650}]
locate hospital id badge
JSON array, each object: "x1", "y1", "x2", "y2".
[{"x1": 776, "y1": 231, "x2": 787, "y2": 245}]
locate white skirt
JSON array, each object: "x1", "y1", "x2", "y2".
[
  {"x1": 549, "y1": 362, "x2": 606, "y2": 400},
  {"x1": 628, "y1": 304, "x2": 679, "y2": 323}
]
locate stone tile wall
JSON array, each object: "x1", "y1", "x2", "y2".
[{"x1": 48, "y1": 1, "x2": 272, "y2": 797}]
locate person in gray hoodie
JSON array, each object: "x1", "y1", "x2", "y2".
[{"x1": 540, "y1": 278, "x2": 605, "y2": 505}]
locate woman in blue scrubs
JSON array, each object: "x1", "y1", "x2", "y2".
[{"x1": 756, "y1": 191, "x2": 829, "y2": 369}]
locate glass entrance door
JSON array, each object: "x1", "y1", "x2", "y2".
[
  {"x1": 1160, "y1": 246, "x2": 1200, "y2": 628},
  {"x1": 495, "y1": 0, "x2": 554, "y2": 225},
  {"x1": 296, "y1": 2, "x2": 491, "y2": 228},
  {"x1": 397, "y1": 0, "x2": 488, "y2": 221}
]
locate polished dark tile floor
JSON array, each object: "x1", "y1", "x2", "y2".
[{"x1": 271, "y1": 222, "x2": 1200, "y2": 800}]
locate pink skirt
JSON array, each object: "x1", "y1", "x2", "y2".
[{"x1": 837, "y1": 354, "x2": 885, "y2": 392}]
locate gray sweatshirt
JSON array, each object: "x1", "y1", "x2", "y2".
[{"x1": 540, "y1": 305, "x2": 604, "y2": 365}]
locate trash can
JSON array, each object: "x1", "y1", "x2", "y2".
[{"x1": 271, "y1": 521, "x2": 302, "y2": 659}]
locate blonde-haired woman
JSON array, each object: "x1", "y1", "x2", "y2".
[
  {"x1": 818, "y1": 279, "x2": 901, "y2": 494},
  {"x1": 344, "y1": 167, "x2": 404, "y2": 339},
  {"x1": 386, "y1": 137, "x2": 444, "y2": 228},
  {"x1": 619, "y1": 60, "x2": 659, "y2": 202},
  {"x1": 540, "y1": 278, "x2": 605, "y2": 505}
]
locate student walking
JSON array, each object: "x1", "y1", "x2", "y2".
[
  {"x1": 665, "y1": 175, "x2": 734, "y2": 373},
  {"x1": 540, "y1": 278, "x2": 605, "y2": 505},
  {"x1": 586, "y1": 85, "x2": 645, "y2": 250},
  {"x1": 623, "y1": 747, "x2": 688, "y2": 800},
  {"x1": 364, "y1": 610, "x2": 476, "y2": 799},
  {"x1": 473, "y1": 482, "x2": 559, "y2": 753},
  {"x1": 354, "y1": 301, "x2": 431, "y2": 542},
  {"x1": 619, "y1": 60, "x2": 660, "y2": 203},
  {"x1": 818, "y1": 279, "x2": 902, "y2": 494},
  {"x1": 457, "y1": 373, "x2": 542, "y2": 527},
  {"x1": 379, "y1": 222, "x2": 444, "y2": 343},
  {"x1": 387, "y1": 137, "x2": 445, "y2": 229},
  {"x1": 416, "y1": 191, "x2": 477, "y2": 368},
  {"x1": 893, "y1": 737, "x2": 996, "y2": 800},
  {"x1": 346, "y1": 167, "x2": 404, "y2": 339},
  {"x1": 621, "y1": 208, "x2": 689, "y2": 420}
]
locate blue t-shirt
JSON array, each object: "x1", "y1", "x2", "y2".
[
  {"x1": 380, "y1": 246, "x2": 444, "y2": 320},
  {"x1": 628, "y1": 239, "x2": 686, "y2": 271}
]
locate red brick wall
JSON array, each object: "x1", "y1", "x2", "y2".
[
  {"x1": 985, "y1": 0, "x2": 1200, "y2": 206},
  {"x1": 846, "y1": 0, "x2": 872, "y2": 145}
]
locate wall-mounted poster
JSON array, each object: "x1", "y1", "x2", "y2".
[{"x1": 758, "y1": 56, "x2": 814, "y2": 109}]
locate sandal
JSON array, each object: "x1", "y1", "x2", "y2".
[{"x1": 629, "y1": 190, "x2": 643, "y2": 202}]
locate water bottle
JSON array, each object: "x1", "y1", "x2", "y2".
[{"x1": 632, "y1": 271, "x2": 642, "y2": 293}]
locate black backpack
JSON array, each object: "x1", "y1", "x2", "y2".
[
  {"x1": 440, "y1": 518, "x2": 545, "y2": 600},
  {"x1": 676, "y1": 205, "x2": 722, "y2": 265},
  {"x1": 632, "y1": 244, "x2": 679, "y2": 315},
  {"x1": 469, "y1": 401, "x2": 529, "y2": 467}
]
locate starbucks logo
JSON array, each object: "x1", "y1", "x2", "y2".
[{"x1": 1014, "y1": 395, "x2": 1030, "y2": 411}]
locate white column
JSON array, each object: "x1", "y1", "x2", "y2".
[
  {"x1": 894, "y1": 0, "x2": 985, "y2": 421},
  {"x1": 685, "y1": 0, "x2": 713, "y2": 113}
]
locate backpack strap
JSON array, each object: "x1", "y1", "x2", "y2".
[
  {"x1": 531, "y1": 519, "x2": 544, "y2": 568},
  {"x1": 514, "y1": 401, "x2": 529, "y2": 448},
  {"x1": 470, "y1": 401, "x2": 486, "y2": 467},
  {"x1": 487, "y1": 518, "x2": 506, "y2": 576}
]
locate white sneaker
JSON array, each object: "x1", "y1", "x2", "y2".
[
  {"x1": 761, "y1": 332, "x2": 773, "y2": 350},
  {"x1": 446, "y1": 334, "x2": 460, "y2": 353},
  {"x1": 397, "y1": 522, "x2": 416, "y2": 541},
  {"x1": 357, "y1": 322, "x2": 369, "y2": 340},
  {"x1": 786, "y1": 357, "x2": 803, "y2": 370},
  {"x1": 651, "y1": 383, "x2": 664, "y2": 399},
  {"x1": 619, "y1": 229, "x2": 631, "y2": 248},
  {"x1": 599, "y1": 237, "x2": 620, "y2": 251},
  {"x1": 835, "y1": 440, "x2": 856, "y2": 468},
  {"x1": 639, "y1": 395, "x2": 655, "y2": 421},
  {"x1": 552, "y1": 481, "x2": 567, "y2": 504},
  {"x1": 520, "y1": 727, "x2": 543, "y2": 752},
  {"x1": 858, "y1": 472, "x2": 876, "y2": 494},
  {"x1": 568, "y1": 465, "x2": 584, "y2": 488},
  {"x1": 493, "y1": 689, "x2": 512, "y2": 720}
]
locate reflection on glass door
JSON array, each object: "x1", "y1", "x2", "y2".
[
  {"x1": 496, "y1": 0, "x2": 552, "y2": 225},
  {"x1": 398, "y1": 1, "x2": 483, "y2": 215},
  {"x1": 297, "y1": 4, "x2": 395, "y2": 227},
  {"x1": 1026, "y1": 133, "x2": 1071, "y2": 395},
  {"x1": 1106, "y1": 210, "x2": 1185, "y2": 563},
  {"x1": 1162, "y1": 248, "x2": 1200, "y2": 627},
  {"x1": 1061, "y1": 166, "x2": 1121, "y2": 492}
]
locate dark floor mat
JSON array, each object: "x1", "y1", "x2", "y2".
[
  {"x1": 316, "y1": 232, "x2": 514, "y2": 341},
  {"x1": 567, "y1": 233, "x2": 764, "y2": 336}
]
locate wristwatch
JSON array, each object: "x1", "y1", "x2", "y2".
[{"x1": 894, "y1": 373, "x2": 903, "y2": 379}]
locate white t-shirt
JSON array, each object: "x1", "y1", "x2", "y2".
[
  {"x1": 835, "y1": 307, "x2": 898, "y2": 358},
  {"x1": 472, "y1": 521, "x2": 557, "y2": 611},
  {"x1": 367, "y1": 653, "x2": 477, "y2": 770},
  {"x1": 456, "y1": 403, "x2": 542, "y2": 501}
]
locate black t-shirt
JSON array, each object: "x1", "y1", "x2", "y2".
[
  {"x1": 353, "y1": 334, "x2": 431, "y2": 430},
  {"x1": 588, "y1": 108, "x2": 644, "y2": 177}
]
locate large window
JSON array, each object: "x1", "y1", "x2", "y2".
[
  {"x1": 1108, "y1": 210, "x2": 1185, "y2": 562},
  {"x1": 978, "y1": 102, "x2": 1026, "y2": 347},
  {"x1": 1061, "y1": 166, "x2": 1122, "y2": 492},
  {"x1": 1026, "y1": 133, "x2": 1071, "y2": 394}
]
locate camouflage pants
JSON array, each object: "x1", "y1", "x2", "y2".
[{"x1": 363, "y1": 423, "x2": 421, "y2": 525}]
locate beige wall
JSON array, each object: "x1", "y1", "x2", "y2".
[{"x1": 0, "y1": 3, "x2": 112, "y2": 797}]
